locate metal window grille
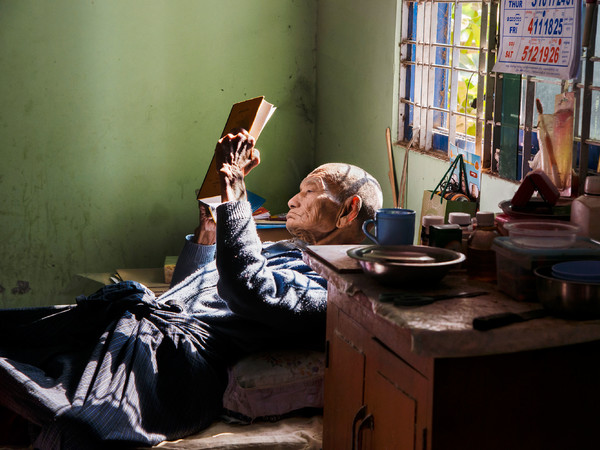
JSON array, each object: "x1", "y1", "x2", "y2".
[
  {"x1": 399, "y1": 0, "x2": 494, "y2": 161},
  {"x1": 399, "y1": 0, "x2": 600, "y2": 187}
]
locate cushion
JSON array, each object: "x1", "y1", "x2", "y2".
[{"x1": 222, "y1": 349, "x2": 325, "y2": 422}]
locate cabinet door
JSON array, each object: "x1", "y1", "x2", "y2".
[
  {"x1": 323, "y1": 306, "x2": 366, "y2": 450},
  {"x1": 362, "y1": 339, "x2": 429, "y2": 450}
]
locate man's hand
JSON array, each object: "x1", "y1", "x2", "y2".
[
  {"x1": 215, "y1": 129, "x2": 260, "y2": 202},
  {"x1": 193, "y1": 202, "x2": 216, "y2": 245}
]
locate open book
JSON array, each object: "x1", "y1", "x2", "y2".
[{"x1": 197, "y1": 96, "x2": 276, "y2": 202}]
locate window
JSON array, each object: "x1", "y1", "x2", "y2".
[
  {"x1": 399, "y1": 0, "x2": 492, "y2": 159},
  {"x1": 399, "y1": 0, "x2": 600, "y2": 188}
]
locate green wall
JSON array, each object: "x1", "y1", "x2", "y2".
[
  {"x1": 315, "y1": 0, "x2": 519, "y2": 237},
  {"x1": 1, "y1": 0, "x2": 521, "y2": 308},
  {"x1": 0, "y1": 0, "x2": 317, "y2": 307},
  {"x1": 316, "y1": 0, "x2": 401, "y2": 198}
]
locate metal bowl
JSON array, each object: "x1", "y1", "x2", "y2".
[
  {"x1": 534, "y1": 265, "x2": 600, "y2": 318},
  {"x1": 498, "y1": 199, "x2": 571, "y2": 221},
  {"x1": 347, "y1": 245, "x2": 465, "y2": 286}
]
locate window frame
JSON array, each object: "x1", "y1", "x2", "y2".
[{"x1": 398, "y1": 0, "x2": 600, "y2": 193}]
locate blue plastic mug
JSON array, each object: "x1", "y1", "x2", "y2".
[{"x1": 362, "y1": 208, "x2": 416, "y2": 245}]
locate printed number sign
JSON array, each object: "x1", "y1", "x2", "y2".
[{"x1": 494, "y1": 0, "x2": 581, "y2": 79}]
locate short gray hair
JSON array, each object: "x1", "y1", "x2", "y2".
[{"x1": 309, "y1": 163, "x2": 383, "y2": 222}]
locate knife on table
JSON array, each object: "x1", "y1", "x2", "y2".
[
  {"x1": 379, "y1": 290, "x2": 488, "y2": 306},
  {"x1": 473, "y1": 309, "x2": 548, "y2": 331}
]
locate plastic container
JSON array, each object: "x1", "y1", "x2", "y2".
[
  {"x1": 448, "y1": 212, "x2": 473, "y2": 253},
  {"x1": 494, "y1": 213, "x2": 512, "y2": 236},
  {"x1": 467, "y1": 211, "x2": 499, "y2": 282},
  {"x1": 570, "y1": 176, "x2": 600, "y2": 241},
  {"x1": 448, "y1": 212, "x2": 473, "y2": 229},
  {"x1": 492, "y1": 236, "x2": 600, "y2": 301},
  {"x1": 420, "y1": 215, "x2": 444, "y2": 245},
  {"x1": 503, "y1": 220, "x2": 579, "y2": 248}
]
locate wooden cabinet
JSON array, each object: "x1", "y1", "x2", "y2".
[
  {"x1": 323, "y1": 309, "x2": 365, "y2": 450},
  {"x1": 323, "y1": 290, "x2": 430, "y2": 450},
  {"x1": 313, "y1": 258, "x2": 600, "y2": 450},
  {"x1": 362, "y1": 337, "x2": 428, "y2": 450}
]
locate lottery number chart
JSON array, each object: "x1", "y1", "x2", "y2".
[{"x1": 494, "y1": 0, "x2": 580, "y2": 79}]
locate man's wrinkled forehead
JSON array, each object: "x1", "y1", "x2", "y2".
[
  {"x1": 302, "y1": 173, "x2": 339, "y2": 196},
  {"x1": 301, "y1": 174, "x2": 323, "y2": 190}
]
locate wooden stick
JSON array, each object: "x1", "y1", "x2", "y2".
[
  {"x1": 399, "y1": 139, "x2": 409, "y2": 208},
  {"x1": 398, "y1": 129, "x2": 419, "y2": 208},
  {"x1": 386, "y1": 127, "x2": 399, "y2": 208}
]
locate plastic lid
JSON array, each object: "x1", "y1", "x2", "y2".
[
  {"x1": 422, "y1": 215, "x2": 444, "y2": 227},
  {"x1": 448, "y1": 212, "x2": 471, "y2": 226},
  {"x1": 492, "y1": 236, "x2": 600, "y2": 256},
  {"x1": 584, "y1": 176, "x2": 600, "y2": 195},
  {"x1": 503, "y1": 221, "x2": 579, "y2": 249},
  {"x1": 552, "y1": 260, "x2": 600, "y2": 283},
  {"x1": 476, "y1": 211, "x2": 495, "y2": 227}
]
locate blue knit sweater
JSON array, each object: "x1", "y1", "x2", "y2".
[{"x1": 163, "y1": 199, "x2": 328, "y2": 359}]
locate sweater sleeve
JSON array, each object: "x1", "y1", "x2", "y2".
[
  {"x1": 215, "y1": 201, "x2": 327, "y2": 333},
  {"x1": 170, "y1": 235, "x2": 217, "y2": 287}
]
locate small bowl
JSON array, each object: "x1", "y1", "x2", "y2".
[
  {"x1": 535, "y1": 266, "x2": 600, "y2": 318},
  {"x1": 347, "y1": 245, "x2": 465, "y2": 286},
  {"x1": 504, "y1": 220, "x2": 579, "y2": 248}
]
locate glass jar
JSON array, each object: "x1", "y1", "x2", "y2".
[{"x1": 467, "y1": 211, "x2": 499, "y2": 282}]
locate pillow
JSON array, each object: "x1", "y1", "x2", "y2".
[{"x1": 222, "y1": 349, "x2": 325, "y2": 422}]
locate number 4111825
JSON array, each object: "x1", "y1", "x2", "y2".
[{"x1": 528, "y1": 16, "x2": 564, "y2": 35}]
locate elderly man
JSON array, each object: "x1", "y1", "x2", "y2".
[
  {"x1": 0, "y1": 130, "x2": 382, "y2": 449},
  {"x1": 171, "y1": 129, "x2": 382, "y2": 282}
]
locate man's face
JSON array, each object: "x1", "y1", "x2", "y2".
[{"x1": 286, "y1": 174, "x2": 341, "y2": 243}]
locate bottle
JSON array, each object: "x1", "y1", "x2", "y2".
[
  {"x1": 467, "y1": 211, "x2": 499, "y2": 282},
  {"x1": 420, "y1": 215, "x2": 444, "y2": 245},
  {"x1": 448, "y1": 212, "x2": 473, "y2": 253},
  {"x1": 571, "y1": 176, "x2": 600, "y2": 241}
]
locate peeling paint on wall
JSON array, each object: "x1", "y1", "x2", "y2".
[
  {"x1": 293, "y1": 76, "x2": 316, "y2": 125},
  {"x1": 11, "y1": 281, "x2": 31, "y2": 295}
]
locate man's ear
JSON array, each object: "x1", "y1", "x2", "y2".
[{"x1": 336, "y1": 195, "x2": 362, "y2": 228}]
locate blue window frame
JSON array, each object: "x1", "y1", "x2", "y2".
[
  {"x1": 399, "y1": 0, "x2": 489, "y2": 158},
  {"x1": 399, "y1": 0, "x2": 599, "y2": 188}
]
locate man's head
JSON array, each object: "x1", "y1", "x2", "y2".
[{"x1": 286, "y1": 163, "x2": 383, "y2": 245}]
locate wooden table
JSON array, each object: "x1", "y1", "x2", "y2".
[{"x1": 304, "y1": 245, "x2": 600, "y2": 450}]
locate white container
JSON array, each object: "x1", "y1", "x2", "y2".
[
  {"x1": 448, "y1": 212, "x2": 472, "y2": 253},
  {"x1": 420, "y1": 215, "x2": 444, "y2": 245},
  {"x1": 448, "y1": 212, "x2": 472, "y2": 228},
  {"x1": 571, "y1": 176, "x2": 600, "y2": 241}
]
